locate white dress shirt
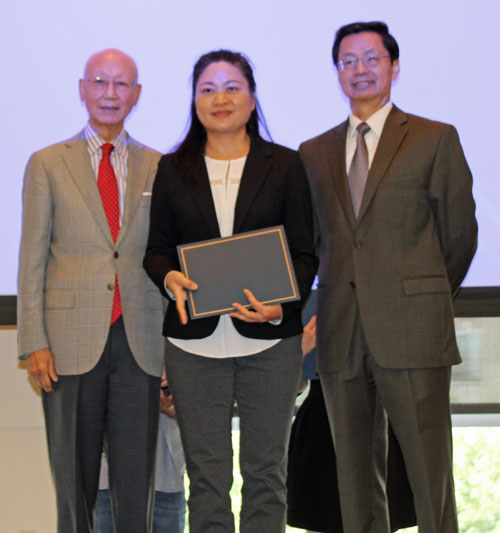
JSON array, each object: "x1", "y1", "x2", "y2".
[{"x1": 346, "y1": 102, "x2": 393, "y2": 173}]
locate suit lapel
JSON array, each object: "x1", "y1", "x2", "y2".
[
  {"x1": 61, "y1": 134, "x2": 114, "y2": 246},
  {"x1": 117, "y1": 139, "x2": 149, "y2": 247},
  {"x1": 327, "y1": 121, "x2": 356, "y2": 228},
  {"x1": 233, "y1": 137, "x2": 272, "y2": 234},
  {"x1": 357, "y1": 106, "x2": 409, "y2": 221}
]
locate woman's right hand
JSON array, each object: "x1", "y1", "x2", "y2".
[{"x1": 165, "y1": 270, "x2": 198, "y2": 325}]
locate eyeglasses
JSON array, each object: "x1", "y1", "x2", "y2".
[
  {"x1": 338, "y1": 54, "x2": 390, "y2": 71},
  {"x1": 84, "y1": 76, "x2": 137, "y2": 94}
]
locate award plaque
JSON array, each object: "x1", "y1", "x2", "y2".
[{"x1": 177, "y1": 225, "x2": 300, "y2": 319}]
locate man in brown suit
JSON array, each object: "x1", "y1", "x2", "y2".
[{"x1": 299, "y1": 22, "x2": 477, "y2": 532}]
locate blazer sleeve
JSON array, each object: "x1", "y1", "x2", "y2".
[
  {"x1": 280, "y1": 150, "x2": 318, "y2": 322},
  {"x1": 17, "y1": 151, "x2": 52, "y2": 356},
  {"x1": 143, "y1": 155, "x2": 181, "y2": 300},
  {"x1": 428, "y1": 125, "x2": 478, "y2": 295}
]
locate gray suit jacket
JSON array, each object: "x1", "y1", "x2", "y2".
[
  {"x1": 300, "y1": 106, "x2": 477, "y2": 373},
  {"x1": 17, "y1": 130, "x2": 165, "y2": 376}
]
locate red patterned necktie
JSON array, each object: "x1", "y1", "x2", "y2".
[{"x1": 98, "y1": 143, "x2": 122, "y2": 324}]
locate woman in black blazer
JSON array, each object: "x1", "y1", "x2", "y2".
[{"x1": 144, "y1": 49, "x2": 317, "y2": 532}]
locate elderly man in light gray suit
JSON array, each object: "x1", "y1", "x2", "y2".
[
  {"x1": 300, "y1": 22, "x2": 477, "y2": 532},
  {"x1": 17, "y1": 49, "x2": 164, "y2": 533}
]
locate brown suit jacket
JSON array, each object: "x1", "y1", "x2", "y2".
[{"x1": 300, "y1": 105, "x2": 477, "y2": 373}]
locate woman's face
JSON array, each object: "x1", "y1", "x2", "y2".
[{"x1": 195, "y1": 61, "x2": 255, "y2": 138}]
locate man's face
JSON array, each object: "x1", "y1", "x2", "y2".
[
  {"x1": 337, "y1": 32, "x2": 399, "y2": 112},
  {"x1": 79, "y1": 50, "x2": 141, "y2": 138}
]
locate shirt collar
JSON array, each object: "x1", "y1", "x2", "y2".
[
  {"x1": 83, "y1": 122, "x2": 128, "y2": 159},
  {"x1": 348, "y1": 102, "x2": 393, "y2": 140}
]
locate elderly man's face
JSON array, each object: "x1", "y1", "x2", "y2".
[{"x1": 79, "y1": 50, "x2": 141, "y2": 140}]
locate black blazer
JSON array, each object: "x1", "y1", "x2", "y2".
[{"x1": 144, "y1": 136, "x2": 318, "y2": 340}]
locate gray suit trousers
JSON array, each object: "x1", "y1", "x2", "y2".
[
  {"x1": 164, "y1": 336, "x2": 303, "y2": 533},
  {"x1": 42, "y1": 317, "x2": 161, "y2": 533},
  {"x1": 320, "y1": 312, "x2": 458, "y2": 533}
]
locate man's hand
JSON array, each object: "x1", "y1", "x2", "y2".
[
  {"x1": 166, "y1": 270, "x2": 198, "y2": 325},
  {"x1": 230, "y1": 289, "x2": 282, "y2": 323},
  {"x1": 27, "y1": 349, "x2": 58, "y2": 392},
  {"x1": 301, "y1": 315, "x2": 317, "y2": 356},
  {"x1": 160, "y1": 367, "x2": 176, "y2": 419},
  {"x1": 160, "y1": 389, "x2": 177, "y2": 419}
]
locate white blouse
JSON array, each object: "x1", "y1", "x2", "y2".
[{"x1": 167, "y1": 155, "x2": 280, "y2": 358}]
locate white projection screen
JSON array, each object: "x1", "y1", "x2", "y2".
[{"x1": 1, "y1": 0, "x2": 498, "y2": 294}]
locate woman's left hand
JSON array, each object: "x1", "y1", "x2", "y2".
[{"x1": 229, "y1": 289, "x2": 282, "y2": 323}]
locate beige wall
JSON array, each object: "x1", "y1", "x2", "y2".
[{"x1": 0, "y1": 328, "x2": 56, "y2": 532}]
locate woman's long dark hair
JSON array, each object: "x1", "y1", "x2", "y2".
[{"x1": 172, "y1": 49, "x2": 271, "y2": 180}]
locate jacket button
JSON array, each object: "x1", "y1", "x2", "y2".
[
  {"x1": 354, "y1": 241, "x2": 362, "y2": 248},
  {"x1": 113, "y1": 251, "x2": 119, "y2": 258},
  {"x1": 349, "y1": 281, "x2": 356, "y2": 289},
  {"x1": 107, "y1": 283, "x2": 114, "y2": 291}
]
